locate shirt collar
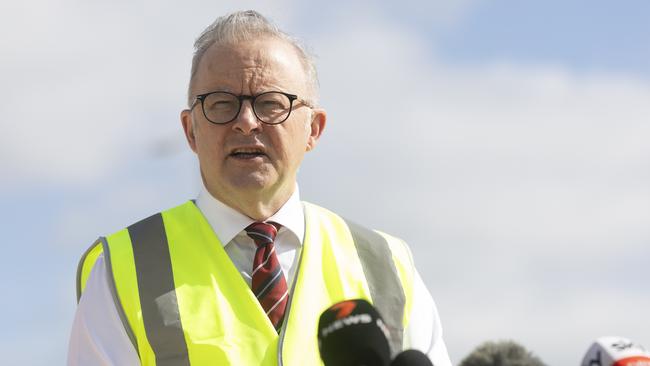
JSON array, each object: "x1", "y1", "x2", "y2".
[{"x1": 195, "y1": 183, "x2": 305, "y2": 247}]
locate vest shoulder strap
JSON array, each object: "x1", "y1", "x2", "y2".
[
  {"x1": 76, "y1": 236, "x2": 140, "y2": 356},
  {"x1": 76, "y1": 238, "x2": 103, "y2": 302},
  {"x1": 343, "y1": 218, "x2": 407, "y2": 355},
  {"x1": 127, "y1": 212, "x2": 190, "y2": 366}
]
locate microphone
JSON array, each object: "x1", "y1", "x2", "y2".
[
  {"x1": 581, "y1": 336, "x2": 650, "y2": 366},
  {"x1": 390, "y1": 349, "x2": 434, "y2": 366},
  {"x1": 318, "y1": 299, "x2": 392, "y2": 366}
]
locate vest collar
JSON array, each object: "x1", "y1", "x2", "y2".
[{"x1": 195, "y1": 183, "x2": 305, "y2": 247}]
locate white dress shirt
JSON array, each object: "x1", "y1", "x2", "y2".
[{"x1": 68, "y1": 185, "x2": 452, "y2": 366}]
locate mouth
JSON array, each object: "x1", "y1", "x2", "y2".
[{"x1": 229, "y1": 147, "x2": 268, "y2": 160}]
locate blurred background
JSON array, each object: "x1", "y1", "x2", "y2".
[{"x1": 1, "y1": 0, "x2": 648, "y2": 364}]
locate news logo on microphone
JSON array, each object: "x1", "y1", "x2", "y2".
[{"x1": 318, "y1": 299, "x2": 392, "y2": 366}]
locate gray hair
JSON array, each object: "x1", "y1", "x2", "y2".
[
  {"x1": 459, "y1": 340, "x2": 547, "y2": 366},
  {"x1": 187, "y1": 10, "x2": 319, "y2": 107}
]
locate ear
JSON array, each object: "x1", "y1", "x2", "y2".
[
  {"x1": 306, "y1": 108, "x2": 326, "y2": 152},
  {"x1": 181, "y1": 109, "x2": 198, "y2": 153}
]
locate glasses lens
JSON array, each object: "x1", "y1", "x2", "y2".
[
  {"x1": 202, "y1": 92, "x2": 240, "y2": 124},
  {"x1": 254, "y1": 92, "x2": 292, "y2": 124}
]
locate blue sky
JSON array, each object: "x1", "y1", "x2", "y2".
[
  {"x1": 436, "y1": 0, "x2": 650, "y2": 76},
  {"x1": 1, "y1": 1, "x2": 649, "y2": 365}
]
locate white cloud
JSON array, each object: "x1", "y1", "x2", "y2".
[
  {"x1": 301, "y1": 15, "x2": 650, "y2": 364},
  {"x1": 0, "y1": 0, "x2": 297, "y2": 188}
]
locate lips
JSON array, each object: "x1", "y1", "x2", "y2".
[{"x1": 229, "y1": 146, "x2": 267, "y2": 159}]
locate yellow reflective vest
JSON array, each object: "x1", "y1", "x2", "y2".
[{"x1": 77, "y1": 201, "x2": 415, "y2": 366}]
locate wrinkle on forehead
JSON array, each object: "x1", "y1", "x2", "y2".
[{"x1": 194, "y1": 38, "x2": 307, "y2": 96}]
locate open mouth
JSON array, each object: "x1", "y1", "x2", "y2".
[{"x1": 230, "y1": 148, "x2": 267, "y2": 159}]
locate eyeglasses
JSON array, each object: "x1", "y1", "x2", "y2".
[{"x1": 191, "y1": 91, "x2": 310, "y2": 125}]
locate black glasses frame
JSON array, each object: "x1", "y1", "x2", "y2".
[{"x1": 191, "y1": 91, "x2": 301, "y2": 125}]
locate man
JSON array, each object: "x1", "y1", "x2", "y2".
[{"x1": 68, "y1": 10, "x2": 452, "y2": 366}]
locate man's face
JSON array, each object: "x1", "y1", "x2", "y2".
[{"x1": 181, "y1": 37, "x2": 325, "y2": 217}]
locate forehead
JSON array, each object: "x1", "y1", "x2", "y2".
[{"x1": 192, "y1": 37, "x2": 308, "y2": 95}]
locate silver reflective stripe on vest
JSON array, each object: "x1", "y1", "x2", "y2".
[
  {"x1": 128, "y1": 213, "x2": 190, "y2": 366},
  {"x1": 345, "y1": 219, "x2": 406, "y2": 356}
]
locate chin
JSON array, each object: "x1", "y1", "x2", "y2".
[{"x1": 229, "y1": 172, "x2": 277, "y2": 192}]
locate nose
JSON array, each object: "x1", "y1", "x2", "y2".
[{"x1": 232, "y1": 100, "x2": 261, "y2": 135}]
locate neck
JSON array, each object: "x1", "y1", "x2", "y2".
[{"x1": 206, "y1": 182, "x2": 295, "y2": 221}]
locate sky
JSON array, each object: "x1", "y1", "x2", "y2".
[{"x1": 1, "y1": 0, "x2": 649, "y2": 365}]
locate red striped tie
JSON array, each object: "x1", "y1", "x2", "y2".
[{"x1": 245, "y1": 222, "x2": 289, "y2": 332}]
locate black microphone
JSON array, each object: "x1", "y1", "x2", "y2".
[
  {"x1": 318, "y1": 299, "x2": 392, "y2": 366},
  {"x1": 390, "y1": 349, "x2": 434, "y2": 366}
]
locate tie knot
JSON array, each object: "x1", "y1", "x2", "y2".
[{"x1": 245, "y1": 222, "x2": 279, "y2": 247}]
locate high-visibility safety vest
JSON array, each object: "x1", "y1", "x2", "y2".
[{"x1": 76, "y1": 201, "x2": 415, "y2": 366}]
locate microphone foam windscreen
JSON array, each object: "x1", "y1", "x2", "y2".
[
  {"x1": 391, "y1": 349, "x2": 434, "y2": 366},
  {"x1": 318, "y1": 299, "x2": 391, "y2": 366},
  {"x1": 581, "y1": 336, "x2": 650, "y2": 366}
]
